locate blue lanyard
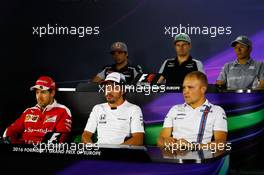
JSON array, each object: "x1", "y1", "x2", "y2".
[{"x1": 196, "y1": 105, "x2": 211, "y2": 143}]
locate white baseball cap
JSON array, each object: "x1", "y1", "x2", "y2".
[{"x1": 102, "y1": 72, "x2": 126, "y2": 84}]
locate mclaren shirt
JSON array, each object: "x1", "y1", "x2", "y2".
[
  {"x1": 159, "y1": 56, "x2": 204, "y2": 85},
  {"x1": 84, "y1": 100, "x2": 145, "y2": 144}
]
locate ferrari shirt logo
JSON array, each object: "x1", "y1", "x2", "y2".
[
  {"x1": 25, "y1": 114, "x2": 39, "y2": 122},
  {"x1": 44, "y1": 116, "x2": 57, "y2": 123}
]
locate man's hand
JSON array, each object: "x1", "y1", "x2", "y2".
[
  {"x1": 91, "y1": 76, "x2": 103, "y2": 83},
  {"x1": 122, "y1": 133, "x2": 144, "y2": 146},
  {"x1": 163, "y1": 136, "x2": 177, "y2": 146},
  {"x1": 81, "y1": 131, "x2": 94, "y2": 144},
  {"x1": 157, "y1": 127, "x2": 173, "y2": 147},
  {"x1": 157, "y1": 76, "x2": 165, "y2": 84},
  {"x1": 175, "y1": 138, "x2": 192, "y2": 150},
  {"x1": 256, "y1": 80, "x2": 264, "y2": 90}
]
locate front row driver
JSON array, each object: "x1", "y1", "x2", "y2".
[
  {"x1": 82, "y1": 72, "x2": 145, "y2": 145},
  {"x1": 3, "y1": 76, "x2": 72, "y2": 144},
  {"x1": 2, "y1": 72, "x2": 228, "y2": 151}
]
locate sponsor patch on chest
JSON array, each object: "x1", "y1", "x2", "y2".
[
  {"x1": 174, "y1": 117, "x2": 184, "y2": 120},
  {"x1": 99, "y1": 114, "x2": 107, "y2": 124},
  {"x1": 248, "y1": 66, "x2": 255, "y2": 70},
  {"x1": 185, "y1": 63, "x2": 194, "y2": 68},
  {"x1": 25, "y1": 114, "x2": 39, "y2": 122},
  {"x1": 44, "y1": 115, "x2": 57, "y2": 123},
  {"x1": 175, "y1": 113, "x2": 186, "y2": 119},
  {"x1": 117, "y1": 118, "x2": 127, "y2": 121},
  {"x1": 168, "y1": 63, "x2": 175, "y2": 67}
]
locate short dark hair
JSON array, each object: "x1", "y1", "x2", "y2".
[
  {"x1": 111, "y1": 51, "x2": 128, "y2": 59},
  {"x1": 184, "y1": 71, "x2": 208, "y2": 87},
  {"x1": 48, "y1": 88, "x2": 56, "y2": 93}
]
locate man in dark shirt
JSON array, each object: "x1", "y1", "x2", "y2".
[
  {"x1": 92, "y1": 41, "x2": 143, "y2": 84},
  {"x1": 158, "y1": 33, "x2": 204, "y2": 85}
]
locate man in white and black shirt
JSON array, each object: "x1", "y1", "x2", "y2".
[
  {"x1": 158, "y1": 71, "x2": 227, "y2": 149},
  {"x1": 82, "y1": 72, "x2": 144, "y2": 145}
]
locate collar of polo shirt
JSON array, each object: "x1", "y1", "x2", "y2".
[
  {"x1": 107, "y1": 100, "x2": 127, "y2": 109},
  {"x1": 234, "y1": 57, "x2": 253, "y2": 65},
  {"x1": 184, "y1": 99, "x2": 209, "y2": 110}
]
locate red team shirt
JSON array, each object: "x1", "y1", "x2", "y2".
[{"x1": 4, "y1": 100, "x2": 72, "y2": 144}]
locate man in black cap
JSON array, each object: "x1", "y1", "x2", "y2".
[
  {"x1": 216, "y1": 35, "x2": 264, "y2": 90},
  {"x1": 92, "y1": 41, "x2": 143, "y2": 84}
]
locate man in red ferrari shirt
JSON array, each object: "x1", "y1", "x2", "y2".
[{"x1": 3, "y1": 76, "x2": 72, "y2": 144}]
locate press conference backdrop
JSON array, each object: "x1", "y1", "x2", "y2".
[
  {"x1": 1, "y1": 0, "x2": 264, "y2": 136},
  {"x1": 1, "y1": 1, "x2": 264, "y2": 174}
]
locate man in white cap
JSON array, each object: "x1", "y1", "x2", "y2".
[
  {"x1": 92, "y1": 41, "x2": 143, "y2": 84},
  {"x1": 82, "y1": 72, "x2": 145, "y2": 145},
  {"x1": 158, "y1": 33, "x2": 204, "y2": 85},
  {"x1": 216, "y1": 35, "x2": 264, "y2": 90},
  {"x1": 3, "y1": 76, "x2": 72, "y2": 144}
]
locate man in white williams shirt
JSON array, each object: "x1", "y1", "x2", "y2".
[
  {"x1": 158, "y1": 71, "x2": 227, "y2": 150},
  {"x1": 82, "y1": 72, "x2": 144, "y2": 145}
]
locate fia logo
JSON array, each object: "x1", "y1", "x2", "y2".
[{"x1": 48, "y1": 133, "x2": 61, "y2": 144}]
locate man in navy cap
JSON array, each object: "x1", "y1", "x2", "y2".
[
  {"x1": 216, "y1": 35, "x2": 264, "y2": 90},
  {"x1": 92, "y1": 41, "x2": 143, "y2": 84}
]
